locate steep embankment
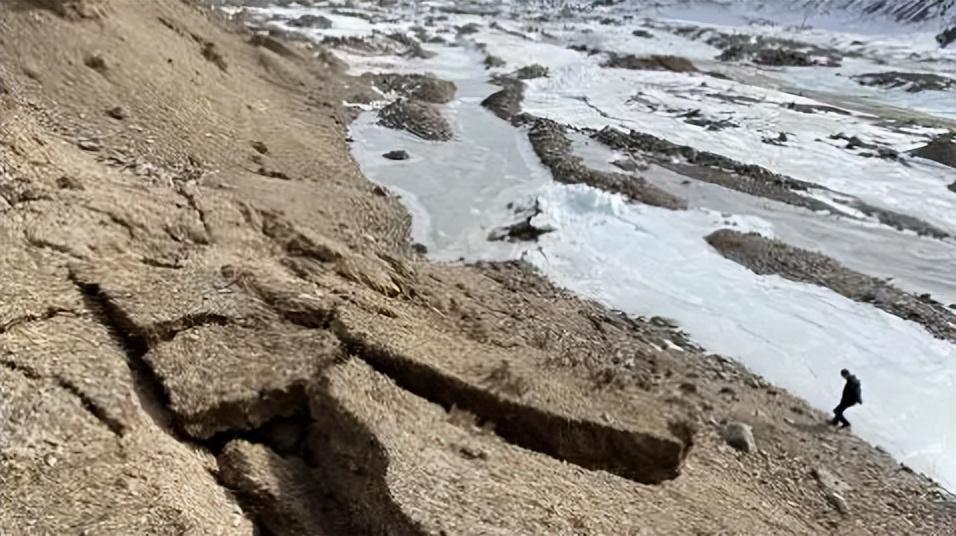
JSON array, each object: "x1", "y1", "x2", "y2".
[{"x1": 0, "y1": 1, "x2": 953, "y2": 534}]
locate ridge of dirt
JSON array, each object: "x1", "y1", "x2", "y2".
[
  {"x1": 706, "y1": 229, "x2": 956, "y2": 342},
  {"x1": 1, "y1": 1, "x2": 954, "y2": 534},
  {"x1": 525, "y1": 116, "x2": 688, "y2": 209},
  {"x1": 594, "y1": 126, "x2": 951, "y2": 238}
]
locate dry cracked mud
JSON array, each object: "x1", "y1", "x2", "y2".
[{"x1": 1, "y1": 0, "x2": 954, "y2": 534}]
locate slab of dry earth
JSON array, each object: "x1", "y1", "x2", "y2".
[{"x1": 0, "y1": 0, "x2": 953, "y2": 534}]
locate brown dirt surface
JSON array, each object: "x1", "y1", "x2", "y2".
[{"x1": 1, "y1": 0, "x2": 954, "y2": 534}]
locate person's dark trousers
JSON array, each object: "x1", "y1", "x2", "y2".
[{"x1": 831, "y1": 402, "x2": 854, "y2": 427}]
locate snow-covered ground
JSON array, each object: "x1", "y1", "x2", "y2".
[{"x1": 226, "y1": 0, "x2": 956, "y2": 492}]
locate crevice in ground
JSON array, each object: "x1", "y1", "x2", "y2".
[
  {"x1": 68, "y1": 273, "x2": 177, "y2": 434},
  {"x1": 0, "y1": 306, "x2": 78, "y2": 334},
  {"x1": 175, "y1": 184, "x2": 212, "y2": 244},
  {"x1": 334, "y1": 320, "x2": 689, "y2": 485},
  {"x1": 0, "y1": 358, "x2": 124, "y2": 435}
]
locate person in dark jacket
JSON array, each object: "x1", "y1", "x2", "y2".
[{"x1": 831, "y1": 369, "x2": 862, "y2": 428}]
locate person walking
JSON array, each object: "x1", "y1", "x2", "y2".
[{"x1": 831, "y1": 369, "x2": 862, "y2": 428}]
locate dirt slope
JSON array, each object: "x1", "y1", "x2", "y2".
[{"x1": 0, "y1": 1, "x2": 953, "y2": 534}]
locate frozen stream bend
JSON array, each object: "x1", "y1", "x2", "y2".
[{"x1": 231, "y1": 2, "x2": 956, "y2": 492}]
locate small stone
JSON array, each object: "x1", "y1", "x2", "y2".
[
  {"x1": 78, "y1": 139, "x2": 101, "y2": 152},
  {"x1": 825, "y1": 491, "x2": 850, "y2": 515},
  {"x1": 721, "y1": 422, "x2": 756, "y2": 453},
  {"x1": 84, "y1": 53, "x2": 107, "y2": 72},
  {"x1": 383, "y1": 150, "x2": 410, "y2": 161},
  {"x1": 56, "y1": 175, "x2": 84, "y2": 190},
  {"x1": 106, "y1": 106, "x2": 127, "y2": 120},
  {"x1": 251, "y1": 141, "x2": 269, "y2": 155}
]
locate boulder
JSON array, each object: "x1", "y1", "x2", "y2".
[
  {"x1": 382, "y1": 150, "x2": 410, "y2": 161},
  {"x1": 721, "y1": 422, "x2": 756, "y2": 453}
]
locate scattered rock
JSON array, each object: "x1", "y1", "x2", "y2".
[
  {"x1": 825, "y1": 491, "x2": 850, "y2": 516},
  {"x1": 378, "y1": 99, "x2": 453, "y2": 141},
  {"x1": 105, "y1": 106, "x2": 127, "y2": 120},
  {"x1": 852, "y1": 72, "x2": 956, "y2": 93},
  {"x1": 77, "y1": 139, "x2": 101, "y2": 152},
  {"x1": 603, "y1": 53, "x2": 697, "y2": 72},
  {"x1": 251, "y1": 140, "x2": 269, "y2": 155},
  {"x1": 56, "y1": 175, "x2": 84, "y2": 190},
  {"x1": 382, "y1": 149, "x2": 410, "y2": 161},
  {"x1": 632, "y1": 29, "x2": 654, "y2": 38},
  {"x1": 83, "y1": 53, "x2": 107, "y2": 72},
  {"x1": 721, "y1": 422, "x2": 756, "y2": 453}
]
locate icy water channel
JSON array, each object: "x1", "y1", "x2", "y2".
[{"x1": 348, "y1": 43, "x2": 956, "y2": 491}]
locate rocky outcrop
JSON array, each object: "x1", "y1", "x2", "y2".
[
  {"x1": 378, "y1": 99, "x2": 453, "y2": 141},
  {"x1": 528, "y1": 119, "x2": 687, "y2": 209},
  {"x1": 705, "y1": 229, "x2": 956, "y2": 342}
]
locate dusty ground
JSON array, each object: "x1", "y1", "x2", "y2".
[{"x1": 0, "y1": 0, "x2": 954, "y2": 534}]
